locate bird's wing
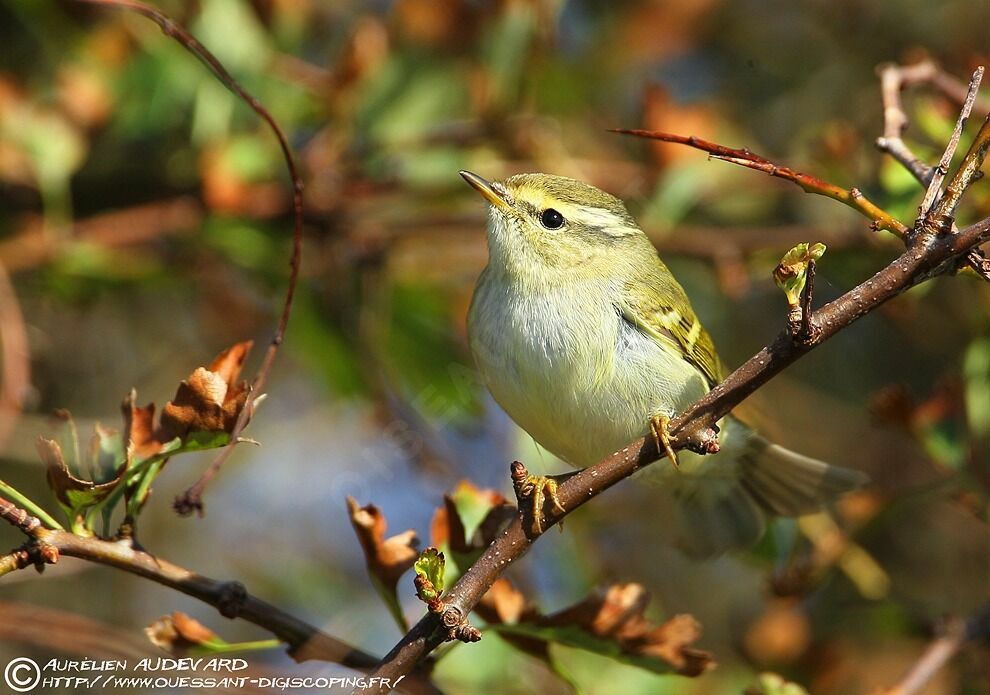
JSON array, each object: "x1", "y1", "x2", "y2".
[{"x1": 618, "y1": 279, "x2": 723, "y2": 388}]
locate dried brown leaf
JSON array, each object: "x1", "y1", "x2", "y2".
[
  {"x1": 147, "y1": 341, "x2": 254, "y2": 444},
  {"x1": 484, "y1": 581, "x2": 714, "y2": 677},
  {"x1": 430, "y1": 480, "x2": 515, "y2": 554},
  {"x1": 346, "y1": 496, "x2": 419, "y2": 591}
]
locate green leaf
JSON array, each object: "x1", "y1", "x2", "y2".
[
  {"x1": 773, "y1": 242, "x2": 826, "y2": 308},
  {"x1": 414, "y1": 547, "x2": 446, "y2": 604}
]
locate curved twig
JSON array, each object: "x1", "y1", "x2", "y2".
[{"x1": 74, "y1": 0, "x2": 305, "y2": 515}]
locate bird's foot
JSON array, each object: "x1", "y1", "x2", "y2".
[
  {"x1": 510, "y1": 462, "x2": 568, "y2": 535},
  {"x1": 649, "y1": 414, "x2": 680, "y2": 468}
]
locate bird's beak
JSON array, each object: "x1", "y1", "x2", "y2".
[{"x1": 459, "y1": 170, "x2": 511, "y2": 212}]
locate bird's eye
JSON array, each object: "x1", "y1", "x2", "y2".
[{"x1": 540, "y1": 208, "x2": 565, "y2": 229}]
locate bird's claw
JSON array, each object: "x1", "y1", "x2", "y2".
[
  {"x1": 649, "y1": 414, "x2": 680, "y2": 468},
  {"x1": 516, "y1": 474, "x2": 566, "y2": 534}
]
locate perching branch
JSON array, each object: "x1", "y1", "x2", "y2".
[
  {"x1": 359, "y1": 67, "x2": 990, "y2": 694},
  {"x1": 74, "y1": 0, "x2": 305, "y2": 516}
]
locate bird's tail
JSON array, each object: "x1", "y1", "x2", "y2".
[{"x1": 659, "y1": 417, "x2": 867, "y2": 558}]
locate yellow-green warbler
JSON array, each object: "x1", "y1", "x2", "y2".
[{"x1": 461, "y1": 170, "x2": 866, "y2": 558}]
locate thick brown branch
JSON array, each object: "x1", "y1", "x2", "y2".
[{"x1": 359, "y1": 213, "x2": 990, "y2": 693}]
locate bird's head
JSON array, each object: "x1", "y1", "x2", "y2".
[{"x1": 459, "y1": 171, "x2": 652, "y2": 283}]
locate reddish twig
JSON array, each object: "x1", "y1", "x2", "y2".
[
  {"x1": 610, "y1": 129, "x2": 910, "y2": 237},
  {"x1": 75, "y1": 0, "x2": 304, "y2": 515}
]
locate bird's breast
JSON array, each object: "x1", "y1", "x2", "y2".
[{"x1": 468, "y1": 271, "x2": 706, "y2": 466}]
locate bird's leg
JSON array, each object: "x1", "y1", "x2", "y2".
[
  {"x1": 510, "y1": 462, "x2": 569, "y2": 535},
  {"x1": 649, "y1": 414, "x2": 680, "y2": 468}
]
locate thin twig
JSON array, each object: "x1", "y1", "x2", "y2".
[
  {"x1": 928, "y1": 112, "x2": 990, "y2": 234},
  {"x1": 0, "y1": 495, "x2": 43, "y2": 535},
  {"x1": 876, "y1": 61, "x2": 940, "y2": 184},
  {"x1": 875, "y1": 61, "x2": 990, "y2": 280},
  {"x1": 884, "y1": 603, "x2": 990, "y2": 695},
  {"x1": 74, "y1": 0, "x2": 304, "y2": 515},
  {"x1": 884, "y1": 618, "x2": 967, "y2": 695},
  {"x1": 610, "y1": 129, "x2": 910, "y2": 237},
  {"x1": 799, "y1": 259, "x2": 816, "y2": 342},
  {"x1": 920, "y1": 67, "x2": 984, "y2": 216}
]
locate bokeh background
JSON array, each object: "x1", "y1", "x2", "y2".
[{"x1": 2, "y1": 0, "x2": 990, "y2": 693}]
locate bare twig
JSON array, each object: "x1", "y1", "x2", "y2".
[
  {"x1": 798, "y1": 258, "x2": 817, "y2": 342},
  {"x1": 0, "y1": 495, "x2": 43, "y2": 535},
  {"x1": 884, "y1": 604, "x2": 990, "y2": 695},
  {"x1": 885, "y1": 618, "x2": 967, "y2": 695},
  {"x1": 610, "y1": 129, "x2": 910, "y2": 237},
  {"x1": 876, "y1": 61, "x2": 990, "y2": 186},
  {"x1": 927, "y1": 112, "x2": 990, "y2": 234},
  {"x1": 31, "y1": 528, "x2": 382, "y2": 670},
  {"x1": 74, "y1": 0, "x2": 304, "y2": 515},
  {"x1": 920, "y1": 67, "x2": 984, "y2": 216},
  {"x1": 875, "y1": 61, "x2": 990, "y2": 280},
  {"x1": 877, "y1": 61, "x2": 941, "y2": 184}
]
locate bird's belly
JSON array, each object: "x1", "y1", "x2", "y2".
[{"x1": 469, "y1": 286, "x2": 709, "y2": 467}]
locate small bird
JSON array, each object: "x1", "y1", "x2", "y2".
[{"x1": 461, "y1": 170, "x2": 866, "y2": 557}]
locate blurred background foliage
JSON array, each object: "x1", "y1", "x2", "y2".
[{"x1": 1, "y1": 0, "x2": 990, "y2": 693}]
